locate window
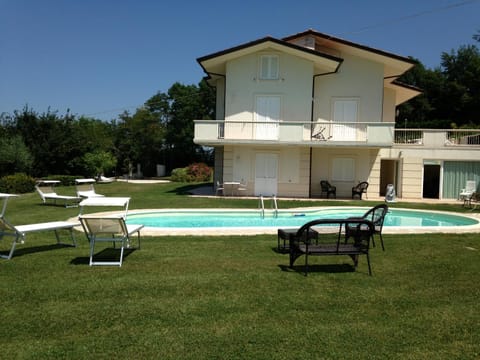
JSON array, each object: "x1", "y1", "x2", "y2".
[{"x1": 260, "y1": 55, "x2": 279, "y2": 80}]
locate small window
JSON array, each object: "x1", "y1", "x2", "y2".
[{"x1": 260, "y1": 55, "x2": 279, "y2": 80}]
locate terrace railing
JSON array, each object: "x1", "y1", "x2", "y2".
[
  {"x1": 194, "y1": 120, "x2": 395, "y2": 146},
  {"x1": 394, "y1": 129, "x2": 480, "y2": 147}
]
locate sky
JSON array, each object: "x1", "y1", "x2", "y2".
[{"x1": 1, "y1": 0, "x2": 479, "y2": 121}]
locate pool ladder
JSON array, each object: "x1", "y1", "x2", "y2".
[{"x1": 259, "y1": 195, "x2": 278, "y2": 218}]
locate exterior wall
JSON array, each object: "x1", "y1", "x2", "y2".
[
  {"x1": 314, "y1": 54, "x2": 384, "y2": 123},
  {"x1": 222, "y1": 145, "x2": 310, "y2": 197},
  {"x1": 311, "y1": 148, "x2": 376, "y2": 198},
  {"x1": 225, "y1": 52, "x2": 313, "y2": 123}
]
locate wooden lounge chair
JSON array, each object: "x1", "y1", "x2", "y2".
[
  {"x1": 320, "y1": 180, "x2": 336, "y2": 199},
  {"x1": 352, "y1": 181, "x2": 369, "y2": 200},
  {"x1": 79, "y1": 216, "x2": 143, "y2": 266},
  {"x1": 36, "y1": 180, "x2": 82, "y2": 207}
]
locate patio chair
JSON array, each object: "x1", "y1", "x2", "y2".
[
  {"x1": 75, "y1": 179, "x2": 105, "y2": 198},
  {"x1": 215, "y1": 181, "x2": 224, "y2": 196},
  {"x1": 36, "y1": 181, "x2": 82, "y2": 208},
  {"x1": 347, "y1": 204, "x2": 389, "y2": 251},
  {"x1": 320, "y1": 180, "x2": 336, "y2": 199},
  {"x1": 459, "y1": 180, "x2": 476, "y2": 206},
  {"x1": 0, "y1": 194, "x2": 78, "y2": 259},
  {"x1": 352, "y1": 181, "x2": 369, "y2": 200},
  {"x1": 79, "y1": 216, "x2": 144, "y2": 266}
]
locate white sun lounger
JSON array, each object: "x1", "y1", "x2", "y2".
[
  {"x1": 36, "y1": 180, "x2": 82, "y2": 208},
  {"x1": 79, "y1": 215, "x2": 143, "y2": 266},
  {"x1": 75, "y1": 178, "x2": 105, "y2": 198},
  {"x1": 0, "y1": 193, "x2": 79, "y2": 259}
]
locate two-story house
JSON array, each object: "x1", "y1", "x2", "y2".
[{"x1": 194, "y1": 29, "x2": 480, "y2": 200}]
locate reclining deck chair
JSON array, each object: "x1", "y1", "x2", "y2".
[
  {"x1": 75, "y1": 179, "x2": 105, "y2": 198},
  {"x1": 79, "y1": 216, "x2": 143, "y2": 266},
  {"x1": 36, "y1": 180, "x2": 82, "y2": 207},
  {"x1": 0, "y1": 193, "x2": 79, "y2": 259}
]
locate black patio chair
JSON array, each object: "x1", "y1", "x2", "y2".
[
  {"x1": 320, "y1": 180, "x2": 336, "y2": 199},
  {"x1": 352, "y1": 181, "x2": 369, "y2": 200},
  {"x1": 347, "y1": 204, "x2": 389, "y2": 251}
]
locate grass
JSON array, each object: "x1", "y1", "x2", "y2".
[{"x1": 1, "y1": 182, "x2": 479, "y2": 359}]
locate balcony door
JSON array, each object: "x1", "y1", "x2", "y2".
[
  {"x1": 254, "y1": 153, "x2": 278, "y2": 196},
  {"x1": 255, "y1": 96, "x2": 280, "y2": 140},
  {"x1": 332, "y1": 99, "x2": 358, "y2": 141}
]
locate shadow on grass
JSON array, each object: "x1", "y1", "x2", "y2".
[
  {"x1": 0, "y1": 243, "x2": 74, "y2": 259},
  {"x1": 279, "y1": 263, "x2": 356, "y2": 275},
  {"x1": 167, "y1": 183, "x2": 212, "y2": 195},
  {"x1": 70, "y1": 248, "x2": 136, "y2": 265}
]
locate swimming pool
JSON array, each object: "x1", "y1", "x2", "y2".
[{"x1": 126, "y1": 207, "x2": 479, "y2": 234}]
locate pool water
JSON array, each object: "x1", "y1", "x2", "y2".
[{"x1": 126, "y1": 208, "x2": 478, "y2": 229}]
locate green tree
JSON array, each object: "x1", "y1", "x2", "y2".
[
  {"x1": 0, "y1": 135, "x2": 33, "y2": 176},
  {"x1": 82, "y1": 150, "x2": 117, "y2": 177}
]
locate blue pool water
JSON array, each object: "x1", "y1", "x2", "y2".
[{"x1": 126, "y1": 208, "x2": 478, "y2": 229}]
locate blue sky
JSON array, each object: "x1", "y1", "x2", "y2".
[{"x1": 1, "y1": 0, "x2": 479, "y2": 121}]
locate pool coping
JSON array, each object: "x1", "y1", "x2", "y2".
[{"x1": 73, "y1": 206, "x2": 480, "y2": 236}]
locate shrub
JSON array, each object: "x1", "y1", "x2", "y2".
[
  {"x1": 186, "y1": 163, "x2": 212, "y2": 182},
  {"x1": 170, "y1": 163, "x2": 212, "y2": 182},
  {"x1": 0, "y1": 173, "x2": 36, "y2": 194},
  {"x1": 170, "y1": 167, "x2": 191, "y2": 182},
  {"x1": 42, "y1": 175, "x2": 79, "y2": 186}
]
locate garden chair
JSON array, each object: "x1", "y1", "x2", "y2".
[
  {"x1": 347, "y1": 204, "x2": 389, "y2": 251},
  {"x1": 75, "y1": 179, "x2": 105, "y2": 198},
  {"x1": 352, "y1": 181, "x2": 369, "y2": 199},
  {"x1": 215, "y1": 181, "x2": 224, "y2": 196},
  {"x1": 320, "y1": 180, "x2": 336, "y2": 199},
  {"x1": 79, "y1": 216, "x2": 143, "y2": 266}
]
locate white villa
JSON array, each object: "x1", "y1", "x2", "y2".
[{"x1": 194, "y1": 29, "x2": 480, "y2": 200}]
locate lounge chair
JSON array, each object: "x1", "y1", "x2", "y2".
[
  {"x1": 347, "y1": 204, "x2": 389, "y2": 251},
  {"x1": 79, "y1": 216, "x2": 143, "y2": 266},
  {"x1": 75, "y1": 179, "x2": 104, "y2": 198},
  {"x1": 352, "y1": 181, "x2": 369, "y2": 199},
  {"x1": 36, "y1": 180, "x2": 82, "y2": 207},
  {"x1": 320, "y1": 180, "x2": 336, "y2": 199},
  {"x1": 0, "y1": 193, "x2": 78, "y2": 259},
  {"x1": 97, "y1": 175, "x2": 115, "y2": 183}
]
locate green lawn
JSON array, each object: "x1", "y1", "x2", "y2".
[{"x1": 1, "y1": 182, "x2": 479, "y2": 359}]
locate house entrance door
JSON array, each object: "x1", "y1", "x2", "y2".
[{"x1": 254, "y1": 153, "x2": 278, "y2": 196}]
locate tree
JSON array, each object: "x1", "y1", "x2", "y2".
[
  {"x1": 0, "y1": 135, "x2": 33, "y2": 176},
  {"x1": 82, "y1": 150, "x2": 117, "y2": 177}
]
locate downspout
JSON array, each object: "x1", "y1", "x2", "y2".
[{"x1": 309, "y1": 68, "x2": 341, "y2": 198}]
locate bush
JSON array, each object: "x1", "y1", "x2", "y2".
[
  {"x1": 170, "y1": 163, "x2": 212, "y2": 182},
  {"x1": 186, "y1": 163, "x2": 212, "y2": 182},
  {"x1": 42, "y1": 175, "x2": 80, "y2": 186},
  {"x1": 0, "y1": 173, "x2": 36, "y2": 194},
  {"x1": 170, "y1": 167, "x2": 191, "y2": 182}
]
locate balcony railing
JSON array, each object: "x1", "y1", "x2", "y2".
[
  {"x1": 194, "y1": 120, "x2": 395, "y2": 146},
  {"x1": 394, "y1": 129, "x2": 480, "y2": 147}
]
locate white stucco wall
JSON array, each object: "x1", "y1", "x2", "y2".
[
  {"x1": 224, "y1": 51, "x2": 313, "y2": 122},
  {"x1": 313, "y1": 54, "x2": 384, "y2": 123}
]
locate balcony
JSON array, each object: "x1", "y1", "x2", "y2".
[
  {"x1": 394, "y1": 129, "x2": 480, "y2": 147},
  {"x1": 194, "y1": 120, "x2": 395, "y2": 147}
]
